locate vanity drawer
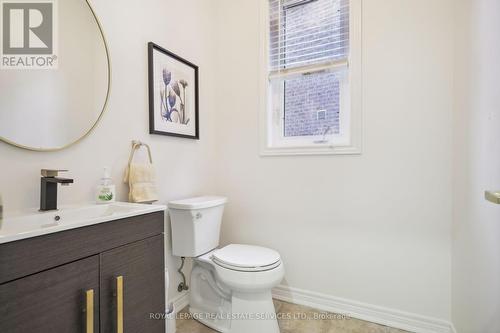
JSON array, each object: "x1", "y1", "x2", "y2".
[{"x1": 0, "y1": 211, "x2": 164, "y2": 284}]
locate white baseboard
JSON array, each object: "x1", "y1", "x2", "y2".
[
  {"x1": 272, "y1": 285, "x2": 454, "y2": 333},
  {"x1": 170, "y1": 291, "x2": 190, "y2": 314},
  {"x1": 168, "y1": 286, "x2": 456, "y2": 333},
  {"x1": 166, "y1": 293, "x2": 189, "y2": 333}
]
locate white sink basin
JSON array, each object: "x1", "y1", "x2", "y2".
[{"x1": 0, "y1": 202, "x2": 166, "y2": 244}]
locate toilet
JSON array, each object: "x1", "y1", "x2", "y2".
[{"x1": 168, "y1": 196, "x2": 284, "y2": 333}]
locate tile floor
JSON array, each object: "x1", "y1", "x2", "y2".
[{"x1": 176, "y1": 299, "x2": 411, "y2": 333}]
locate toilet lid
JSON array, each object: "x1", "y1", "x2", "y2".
[
  {"x1": 168, "y1": 196, "x2": 227, "y2": 210},
  {"x1": 212, "y1": 244, "x2": 281, "y2": 271}
]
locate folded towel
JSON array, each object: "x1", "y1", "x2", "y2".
[
  {"x1": 124, "y1": 142, "x2": 159, "y2": 204},
  {"x1": 127, "y1": 163, "x2": 158, "y2": 203}
]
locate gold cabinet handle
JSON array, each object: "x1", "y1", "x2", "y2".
[
  {"x1": 85, "y1": 289, "x2": 94, "y2": 333},
  {"x1": 116, "y1": 276, "x2": 124, "y2": 333}
]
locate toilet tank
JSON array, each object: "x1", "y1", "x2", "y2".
[{"x1": 168, "y1": 196, "x2": 227, "y2": 257}]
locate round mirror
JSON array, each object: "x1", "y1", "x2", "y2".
[{"x1": 0, "y1": 0, "x2": 110, "y2": 151}]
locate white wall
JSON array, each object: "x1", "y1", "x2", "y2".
[
  {"x1": 214, "y1": 0, "x2": 453, "y2": 320},
  {"x1": 0, "y1": 0, "x2": 217, "y2": 302},
  {"x1": 452, "y1": 0, "x2": 500, "y2": 331},
  {"x1": 5, "y1": 0, "x2": 491, "y2": 327}
]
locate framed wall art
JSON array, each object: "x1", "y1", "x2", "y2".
[{"x1": 148, "y1": 42, "x2": 199, "y2": 139}]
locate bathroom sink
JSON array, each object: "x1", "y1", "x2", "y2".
[{"x1": 0, "y1": 202, "x2": 166, "y2": 244}]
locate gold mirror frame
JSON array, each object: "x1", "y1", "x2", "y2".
[{"x1": 0, "y1": 0, "x2": 111, "y2": 152}]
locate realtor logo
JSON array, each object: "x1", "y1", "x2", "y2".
[{"x1": 1, "y1": 0, "x2": 58, "y2": 69}]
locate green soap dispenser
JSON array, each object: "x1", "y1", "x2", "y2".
[{"x1": 96, "y1": 167, "x2": 116, "y2": 204}]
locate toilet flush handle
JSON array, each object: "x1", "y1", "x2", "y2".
[{"x1": 485, "y1": 191, "x2": 500, "y2": 204}]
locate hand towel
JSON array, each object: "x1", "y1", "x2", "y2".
[{"x1": 124, "y1": 142, "x2": 159, "y2": 204}]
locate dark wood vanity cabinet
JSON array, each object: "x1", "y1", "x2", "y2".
[
  {"x1": 100, "y1": 234, "x2": 165, "y2": 333},
  {"x1": 0, "y1": 256, "x2": 100, "y2": 332},
  {"x1": 0, "y1": 211, "x2": 165, "y2": 333}
]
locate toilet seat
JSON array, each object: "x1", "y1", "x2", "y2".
[{"x1": 212, "y1": 244, "x2": 281, "y2": 272}]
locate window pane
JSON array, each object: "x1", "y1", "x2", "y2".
[
  {"x1": 284, "y1": 71, "x2": 341, "y2": 137},
  {"x1": 269, "y1": 0, "x2": 349, "y2": 71}
]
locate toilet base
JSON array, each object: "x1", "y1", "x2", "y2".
[
  {"x1": 188, "y1": 254, "x2": 282, "y2": 333},
  {"x1": 227, "y1": 291, "x2": 280, "y2": 333},
  {"x1": 190, "y1": 291, "x2": 279, "y2": 333}
]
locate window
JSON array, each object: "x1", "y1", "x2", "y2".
[{"x1": 260, "y1": 0, "x2": 361, "y2": 155}]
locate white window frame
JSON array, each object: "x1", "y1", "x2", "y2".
[{"x1": 259, "y1": 0, "x2": 363, "y2": 156}]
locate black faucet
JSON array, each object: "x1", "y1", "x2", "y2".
[{"x1": 40, "y1": 169, "x2": 74, "y2": 211}]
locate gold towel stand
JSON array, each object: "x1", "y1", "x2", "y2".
[{"x1": 131, "y1": 140, "x2": 153, "y2": 163}]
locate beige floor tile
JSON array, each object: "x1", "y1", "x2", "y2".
[
  {"x1": 176, "y1": 299, "x2": 412, "y2": 333},
  {"x1": 176, "y1": 308, "x2": 215, "y2": 333}
]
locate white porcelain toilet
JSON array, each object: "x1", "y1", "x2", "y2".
[{"x1": 168, "y1": 196, "x2": 284, "y2": 333}]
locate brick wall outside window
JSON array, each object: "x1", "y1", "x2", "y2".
[
  {"x1": 284, "y1": 73, "x2": 340, "y2": 137},
  {"x1": 281, "y1": 0, "x2": 344, "y2": 137}
]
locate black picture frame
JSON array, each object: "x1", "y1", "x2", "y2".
[{"x1": 148, "y1": 42, "x2": 199, "y2": 140}]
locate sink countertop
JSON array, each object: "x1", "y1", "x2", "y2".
[{"x1": 0, "y1": 202, "x2": 167, "y2": 245}]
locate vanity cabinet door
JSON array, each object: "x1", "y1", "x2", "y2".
[
  {"x1": 100, "y1": 234, "x2": 165, "y2": 333},
  {"x1": 0, "y1": 255, "x2": 100, "y2": 333}
]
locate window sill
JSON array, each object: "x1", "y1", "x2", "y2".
[{"x1": 259, "y1": 144, "x2": 362, "y2": 156}]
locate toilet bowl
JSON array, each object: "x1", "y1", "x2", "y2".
[{"x1": 168, "y1": 197, "x2": 284, "y2": 333}]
